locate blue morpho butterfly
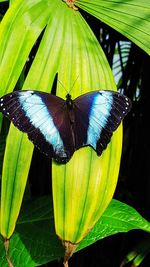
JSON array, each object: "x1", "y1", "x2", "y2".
[{"x1": 0, "y1": 81, "x2": 131, "y2": 163}]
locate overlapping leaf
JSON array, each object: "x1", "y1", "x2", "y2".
[
  {"x1": 0, "y1": 197, "x2": 150, "y2": 266},
  {"x1": 76, "y1": 0, "x2": 150, "y2": 54},
  {"x1": 0, "y1": 0, "x2": 119, "y2": 241}
]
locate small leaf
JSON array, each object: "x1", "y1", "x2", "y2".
[{"x1": 120, "y1": 236, "x2": 150, "y2": 267}]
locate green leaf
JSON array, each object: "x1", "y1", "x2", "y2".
[
  {"x1": 0, "y1": 197, "x2": 149, "y2": 267},
  {"x1": 9, "y1": 0, "x2": 16, "y2": 4},
  {"x1": 0, "y1": 127, "x2": 33, "y2": 238},
  {"x1": 79, "y1": 199, "x2": 150, "y2": 250},
  {"x1": 0, "y1": 119, "x2": 8, "y2": 175},
  {"x1": 76, "y1": 0, "x2": 150, "y2": 55},
  {"x1": 0, "y1": 0, "x2": 120, "y2": 241},
  {"x1": 0, "y1": 197, "x2": 64, "y2": 267},
  {"x1": 0, "y1": 0, "x2": 53, "y2": 95}
]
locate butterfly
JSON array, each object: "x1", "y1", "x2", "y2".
[{"x1": 0, "y1": 89, "x2": 131, "y2": 163}]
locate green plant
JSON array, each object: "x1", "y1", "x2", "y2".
[{"x1": 0, "y1": 0, "x2": 150, "y2": 266}]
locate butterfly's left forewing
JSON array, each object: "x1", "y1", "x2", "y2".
[
  {"x1": 0, "y1": 91, "x2": 74, "y2": 162},
  {"x1": 74, "y1": 90, "x2": 131, "y2": 155}
]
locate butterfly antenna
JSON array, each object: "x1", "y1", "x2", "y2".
[
  {"x1": 57, "y1": 76, "x2": 79, "y2": 95},
  {"x1": 69, "y1": 75, "x2": 79, "y2": 94},
  {"x1": 57, "y1": 79, "x2": 68, "y2": 94}
]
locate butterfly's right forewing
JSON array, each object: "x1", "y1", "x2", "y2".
[{"x1": 74, "y1": 90, "x2": 131, "y2": 155}]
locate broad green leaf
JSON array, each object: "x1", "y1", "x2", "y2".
[
  {"x1": 9, "y1": 0, "x2": 16, "y2": 4},
  {"x1": 0, "y1": 126, "x2": 33, "y2": 238},
  {"x1": 0, "y1": 0, "x2": 121, "y2": 241},
  {"x1": 0, "y1": 0, "x2": 56, "y2": 239},
  {"x1": 0, "y1": 0, "x2": 69, "y2": 239},
  {"x1": 0, "y1": 0, "x2": 53, "y2": 95},
  {"x1": 76, "y1": 0, "x2": 150, "y2": 55},
  {"x1": 79, "y1": 199, "x2": 150, "y2": 249},
  {"x1": 49, "y1": 2, "x2": 121, "y2": 246},
  {"x1": 0, "y1": 119, "x2": 8, "y2": 175},
  {"x1": 52, "y1": 130, "x2": 122, "y2": 244},
  {"x1": 0, "y1": 197, "x2": 150, "y2": 267}
]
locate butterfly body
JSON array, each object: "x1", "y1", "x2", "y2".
[{"x1": 0, "y1": 90, "x2": 131, "y2": 163}]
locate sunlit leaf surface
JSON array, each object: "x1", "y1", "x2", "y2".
[
  {"x1": 77, "y1": 0, "x2": 150, "y2": 54},
  {"x1": 0, "y1": 0, "x2": 121, "y2": 241}
]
